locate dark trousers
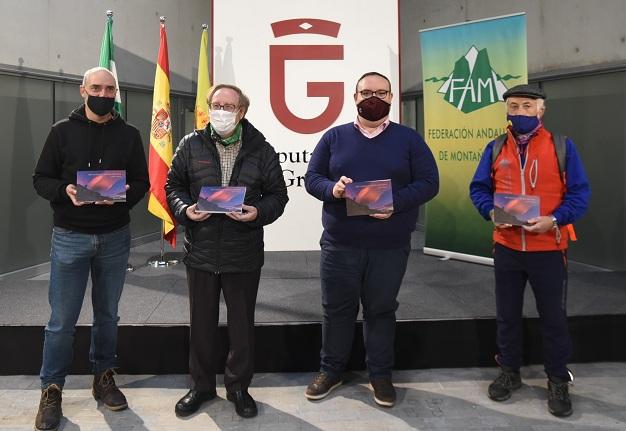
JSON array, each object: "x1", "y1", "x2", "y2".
[
  {"x1": 494, "y1": 243, "x2": 571, "y2": 378},
  {"x1": 319, "y1": 240, "x2": 410, "y2": 378},
  {"x1": 186, "y1": 266, "x2": 261, "y2": 393}
]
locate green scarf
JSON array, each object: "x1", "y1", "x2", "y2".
[{"x1": 210, "y1": 123, "x2": 242, "y2": 147}]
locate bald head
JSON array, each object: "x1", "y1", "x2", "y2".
[{"x1": 82, "y1": 67, "x2": 116, "y2": 87}]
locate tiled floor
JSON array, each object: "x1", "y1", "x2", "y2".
[{"x1": 1, "y1": 363, "x2": 625, "y2": 430}]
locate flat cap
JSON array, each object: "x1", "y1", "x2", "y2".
[{"x1": 503, "y1": 84, "x2": 546, "y2": 100}]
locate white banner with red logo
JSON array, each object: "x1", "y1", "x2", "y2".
[{"x1": 213, "y1": 0, "x2": 400, "y2": 250}]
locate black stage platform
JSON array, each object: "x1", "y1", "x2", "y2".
[{"x1": 1, "y1": 233, "x2": 625, "y2": 375}]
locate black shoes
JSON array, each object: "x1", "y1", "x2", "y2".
[
  {"x1": 175, "y1": 388, "x2": 256, "y2": 418},
  {"x1": 488, "y1": 366, "x2": 522, "y2": 401},
  {"x1": 370, "y1": 376, "x2": 396, "y2": 407},
  {"x1": 35, "y1": 384, "x2": 62, "y2": 431},
  {"x1": 488, "y1": 367, "x2": 574, "y2": 417},
  {"x1": 226, "y1": 389, "x2": 258, "y2": 418},
  {"x1": 92, "y1": 368, "x2": 128, "y2": 411},
  {"x1": 548, "y1": 376, "x2": 573, "y2": 417},
  {"x1": 175, "y1": 389, "x2": 217, "y2": 417},
  {"x1": 305, "y1": 371, "x2": 343, "y2": 400}
]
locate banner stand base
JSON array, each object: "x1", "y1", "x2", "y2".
[{"x1": 423, "y1": 247, "x2": 493, "y2": 266}]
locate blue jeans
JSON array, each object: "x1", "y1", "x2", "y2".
[
  {"x1": 40, "y1": 225, "x2": 130, "y2": 388},
  {"x1": 319, "y1": 240, "x2": 410, "y2": 378}
]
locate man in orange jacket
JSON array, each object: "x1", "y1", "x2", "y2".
[{"x1": 470, "y1": 84, "x2": 590, "y2": 417}]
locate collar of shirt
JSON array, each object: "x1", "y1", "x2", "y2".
[{"x1": 353, "y1": 117, "x2": 390, "y2": 139}]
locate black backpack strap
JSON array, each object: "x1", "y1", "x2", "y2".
[
  {"x1": 491, "y1": 133, "x2": 508, "y2": 166},
  {"x1": 551, "y1": 133, "x2": 567, "y2": 182}
]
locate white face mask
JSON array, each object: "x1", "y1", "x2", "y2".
[{"x1": 210, "y1": 109, "x2": 238, "y2": 136}]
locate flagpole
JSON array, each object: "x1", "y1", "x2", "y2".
[
  {"x1": 148, "y1": 221, "x2": 180, "y2": 267},
  {"x1": 146, "y1": 15, "x2": 180, "y2": 268},
  {"x1": 100, "y1": 9, "x2": 133, "y2": 272}
]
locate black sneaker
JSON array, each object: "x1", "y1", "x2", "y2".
[
  {"x1": 548, "y1": 376, "x2": 573, "y2": 417},
  {"x1": 305, "y1": 371, "x2": 342, "y2": 400},
  {"x1": 370, "y1": 376, "x2": 396, "y2": 407},
  {"x1": 93, "y1": 368, "x2": 128, "y2": 411},
  {"x1": 488, "y1": 367, "x2": 522, "y2": 401},
  {"x1": 35, "y1": 384, "x2": 62, "y2": 431}
]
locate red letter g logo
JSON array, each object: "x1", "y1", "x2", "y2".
[{"x1": 270, "y1": 19, "x2": 344, "y2": 134}]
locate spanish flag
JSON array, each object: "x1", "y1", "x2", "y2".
[
  {"x1": 148, "y1": 18, "x2": 176, "y2": 247},
  {"x1": 195, "y1": 24, "x2": 211, "y2": 129}
]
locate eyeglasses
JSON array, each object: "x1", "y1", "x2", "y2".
[
  {"x1": 210, "y1": 103, "x2": 238, "y2": 113},
  {"x1": 359, "y1": 89, "x2": 390, "y2": 99}
]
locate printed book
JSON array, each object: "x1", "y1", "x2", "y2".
[
  {"x1": 197, "y1": 186, "x2": 246, "y2": 213},
  {"x1": 344, "y1": 179, "x2": 394, "y2": 216},
  {"x1": 76, "y1": 170, "x2": 126, "y2": 202},
  {"x1": 493, "y1": 193, "x2": 540, "y2": 226}
]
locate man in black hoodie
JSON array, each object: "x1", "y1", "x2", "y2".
[
  {"x1": 166, "y1": 84, "x2": 288, "y2": 419},
  {"x1": 32, "y1": 67, "x2": 149, "y2": 431}
]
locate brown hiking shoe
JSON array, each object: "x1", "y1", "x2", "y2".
[
  {"x1": 35, "y1": 384, "x2": 62, "y2": 431},
  {"x1": 305, "y1": 371, "x2": 342, "y2": 400},
  {"x1": 92, "y1": 368, "x2": 128, "y2": 411}
]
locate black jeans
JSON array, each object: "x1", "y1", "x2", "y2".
[
  {"x1": 494, "y1": 243, "x2": 571, "y2": 378},
  {"x1": 186, "y1": 266, "x2": 261, "y2": 393},
  {"x1": 319, "y1": 240, "x2": 410, "y2": 378}
]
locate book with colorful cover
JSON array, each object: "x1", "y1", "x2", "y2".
[
  {"x1": 76, "y1": 170, "x2": 126, "y2": 202},
  {"x1": 493, "y1": 193, "x2": 540, "y2": 226},
  {"x1": 196, "y1": 186, "x2": 246, "y2": 213},
  {"x1": 344, "y1": 179, "x2": 394, "y2": 216}
]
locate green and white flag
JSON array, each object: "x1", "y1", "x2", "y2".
[{"x1": 99, "y1": 11, "x2": 123, "y2": 116}]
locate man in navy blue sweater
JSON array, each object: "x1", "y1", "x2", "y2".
[{"x1": 304, "y1": 72, "x2": 439, "y2": 407}]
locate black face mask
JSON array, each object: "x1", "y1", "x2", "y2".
[
  {"x1": 86, "y1": 95, "x2": 115, "y2": 116},
  {"x1": 357, "y1": 96, "x2": 391, "y2": 122}
]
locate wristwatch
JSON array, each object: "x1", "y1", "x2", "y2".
[{"x1": 550, "y1": 215, "x2": 558, "y2": 229}]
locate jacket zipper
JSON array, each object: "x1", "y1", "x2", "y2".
[{"x1": 519, "y1": 151, "x2": 528, "y2": 252}]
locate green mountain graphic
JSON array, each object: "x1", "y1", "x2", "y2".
[
  {"x1": 425, "y1": 76, "x2": 449, "y2": 83},
  {"x1": 436, "y1": 46, "x2": 509, "y2": 114}
]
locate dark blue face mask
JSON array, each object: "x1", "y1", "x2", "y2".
[{"x1": 507, "y1": 114, "x2": 540, "y2": 134}]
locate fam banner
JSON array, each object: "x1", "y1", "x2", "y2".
[
  {"x1": 212, "y1": 0, "x2": 399, "y2": 250},
  {"x1": 420, "y1": 14, "x2": 527, "y2": 263}
]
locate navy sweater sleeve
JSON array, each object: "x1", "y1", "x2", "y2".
[
  {"x1": 393, "y1": 134, "x2": 439, "y2": 213},
  {"x1": 469, "y1": 141, "x2": 496, "y2": 220},
  {"x1": 552, "y1": 138, "x2": 590, "y2": 225},
  {"x1": 305, "y1": 131, "x2": 338, "y2": 202}
]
